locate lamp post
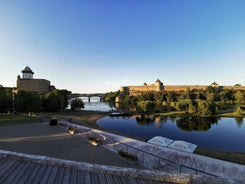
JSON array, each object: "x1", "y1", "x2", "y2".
[{"x1": 12, "y1": 88, "x2": 15, "y2": 115}]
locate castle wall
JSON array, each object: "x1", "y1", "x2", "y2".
[
  {"x1": 164, "y1": 85, "x2": 207, "y2": 92},
  {"x1": 17, "y1": 79, "x2": 51, "y2": 93},
  {"x1": 120, "y1": 83, "x2": 245, "y2": 96},
  {"x1": 222, "y1": 86, "x2": 245, "y2": 91},
  {"x1": 120, "y1": 84, "x2": 162, "y2": 96}
]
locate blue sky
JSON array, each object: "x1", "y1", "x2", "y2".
[{"x1": 0, "y1": 0, "x2": 245, "y2": 93}]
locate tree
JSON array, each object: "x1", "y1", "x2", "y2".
[
  {"x1": 70, "y1": 98, "x2": 84, "y2": 110},
  {"x1": 234, "y1": 91, "x2": 244, "y2": 106},
  {"x1": 105, "y1": 91, "x2": 120, "y2": 102},
  {"x1": 0, "y1": 88, "x2": 12, "y2": 113},
  {"x1": 206, "y1": 86, "x2": 217, "y2": 93},
  {"x1": 206, "y1": 93, "x2": 215, "y2": 103},
  {"x1": 15, "y1": 90, "x2": 41, "y2": 113},
  {"x1": 153, "y1": 92, "x2": 164, "y2": 103},
  {"x1": 138, "y1": 93, "x2": 155, "y2": 101},
  {"x1": 176, "y1": 99, "x2": 193, "y2": 113},
  {"x1": 136, "y1": 100, "x2": 155, "y2": 113},
  {"x1": 41, "y1": 89, "x2": 70, "y2": 112},
  {"x1": 166, "y1": 91, "x2": 177, "y2": 103},
  {"x1": 219, "y1": 90, "x2": 234, "y2": 103},
  {"x1": 196, "y1": 100, "x2": 217, "y2": 115}
]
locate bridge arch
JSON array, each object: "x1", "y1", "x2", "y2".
[{"x1": 68, "y1": 93, "x2": 106, "y2": 102}]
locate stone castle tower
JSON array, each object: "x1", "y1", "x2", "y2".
[
  {"x1": 17, "y1": 66, "x2": 55, "y2": 93},
  {"x1": 120, "y1": 79, "x2": 164, "y2": 96},
  {"x1": 22, "y1": 66, "x2": 34, "y2": 79}
]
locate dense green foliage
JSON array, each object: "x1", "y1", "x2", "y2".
[
  {"x1": 117, "y1": 87, "x2": 245, "y2": 115},
  {"x1": 0, "y1": 88, "x2": 12, "y2": 113},
  {"x1": 0, "y1": 88, "x2": 70, "y2": 113},
  {"x1": 70, "y1": 97, "x2": 84, "y2": 110},
  {"x1": 104, "y1": 91, "x2": 119, "y2": 102}
]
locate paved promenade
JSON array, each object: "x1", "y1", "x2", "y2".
[
  {"x1": 0, "y1": 122, "x2": 141, "y2": 168},
  {"x1": 0, "y1": 121, "x2": 243, "y2": 183}
]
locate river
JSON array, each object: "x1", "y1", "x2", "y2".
[{"x1": 97, "y1": 115, "x2": 245, "y2": 152}]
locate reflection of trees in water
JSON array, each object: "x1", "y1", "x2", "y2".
[
  {"x1": 176, "y1": 117, "x2": 219, "y2": 132},
  {"x1": 161, "y1": 116, "x2": 168, "y2": 123},
  {"x1": 169, "y1": 116, "x2": 177, "y2": 123},
  {"x1": 235, "y1": 117, "x2": 244, "y2": 127},
  {"x1": 136, "y1": 115, "x2": 155, "y2": 126},
  {"x1": 108, "y1": 101, "x2": 115, "y2": 108},
  {"x1": 115, "y1": 102, "x2": 136, "y2": 112}
]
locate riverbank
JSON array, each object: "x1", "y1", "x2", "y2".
[
  {"x1": 155, "y1": 110, "x2": 244, "y2": 118},
  {"x1": 65, "y1": 111, "x2": 245, "y2": 165},
  {"x1": 2, "y1": 111, "x2": 245, "y2": 165}
]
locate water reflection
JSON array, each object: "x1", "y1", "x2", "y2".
[
  {"x1": 136, "y1": 115, "x2": 155, "y2": 126},
  {"x1": 235, "y1": 117, "x2": 244, "y2": 127},
  {"x1": 176, "y1": 117, "x2": 219, "y2": 132},
  {"x1": 96, "y1": 116, "x2": 245, "y2": 152}
]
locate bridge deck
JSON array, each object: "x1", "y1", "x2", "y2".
[{"x1": 0, "y1": 154, "x2": 172, "y2": 184}]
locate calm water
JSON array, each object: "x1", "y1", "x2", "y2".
[
  {"x1": 83, "y1": 102, "x2": 115, "y2": 112},
  {"x1": 96, "y1": 116, "x2": 245, "y2": 152},
  {"x1": 68, "y1": 97, "x2": 116, "y2": 112}
]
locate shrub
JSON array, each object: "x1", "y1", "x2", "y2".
[
  {"x1": 118, "y1": 150, "x2": 138, "y2": 161},
  {"x1": 49, "y1": 118, "x2": 58, "y2": 126},
  {"x1": 87, "y1": 136, "x2": 101, "y2": 146}
]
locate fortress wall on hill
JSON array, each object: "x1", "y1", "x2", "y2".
[
  {"x1": 123, "y1": 85, "x2": 160, "y2": 96},
  {"x1": 120, "y1": 84, "x2": 245, "y2": 96},
  {"x1": 164, "y1": 85, "x2": 207, "y2": 91},
  {"x1": 128, "y1": 85, "x2": 158, "y2": 92},
  {"x1": 17, "y1": 79, "x2": 51, "y2": 93},
  {"x1": 223, "y1": 86, "x2": 245, "y2": 91}
]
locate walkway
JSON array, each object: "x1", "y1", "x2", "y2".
[
  {"x1": 0, "y1": 122, "x2": 140, "y2": 168},
  {"x1": 0, "y1": 150, "x2": 177, "y2": 184},
  {"x1": 0, "y1": 122, "x2": 242, "y2": 183}
]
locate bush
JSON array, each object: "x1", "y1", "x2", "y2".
[
  {"x1": 87, "y1": 136, "x2": 101, "y2": 146},
  {"x1": 49, "y1": 118, "x2": 58, "y2": 126},
  {"x1": 118, "y1": 150, "x2": 138, "y2": 161}
]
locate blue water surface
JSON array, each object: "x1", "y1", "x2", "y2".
[{"x1": 97, "y1": 116, "x2": 245, "y2": 152}]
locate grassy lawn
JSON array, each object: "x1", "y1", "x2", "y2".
[
  {"x1": 0, "y1": 115, "x2": 40, "y2": 126},
  {"x1": 195, "y1": 148, "x2": 245, "y2": 165},
  {"x1": 156, "y1": 110, "x2": 244, "y2": 118},
  {"x1": 40, "y1": 110, "x2": 107, "y2": 129}
]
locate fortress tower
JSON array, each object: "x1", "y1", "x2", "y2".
[
  {"x1": 120, "y1": 79, "x2": 164, "y2": 96},
  {"x1": 22, "y1": 66, "x2": 34, "y2": 79},
  {"x1": 17, "y1": 66, "x2": 55, "y2": 93}
]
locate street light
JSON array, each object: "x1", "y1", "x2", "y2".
[{"x1": 12, "y1": 87, "x2": 15, "y2": 115}]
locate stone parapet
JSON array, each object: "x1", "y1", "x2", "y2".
[{"x1": 59, "y1": 121, "x2": 245, "y2": 183}]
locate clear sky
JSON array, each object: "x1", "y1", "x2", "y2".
[{"x1": 0, "y1": 0, "x2": 245, "y2": 93}]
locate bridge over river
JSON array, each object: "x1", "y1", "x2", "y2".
[{"x1": 67, "y1": 93, "x2": 106, "y2": 102}]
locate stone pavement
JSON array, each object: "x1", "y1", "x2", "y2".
[
  {"x1": 0, "y1": 122, "x2": 141, "y2": 168},
  {"x1": 0, "y1": 121, "x2": 244, "y2": 183}
]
